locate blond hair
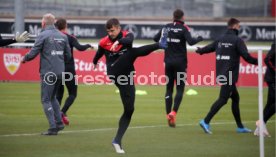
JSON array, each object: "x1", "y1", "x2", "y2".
[{"x1": 42, "y1": 13, "x2": 55, "y2": 25}]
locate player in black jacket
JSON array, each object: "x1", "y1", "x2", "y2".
[
  {"x1": 0, "y1": 31, "x2": 29, "y2": 47},
  {"x1": 55, "y1": 18, "x2": 93, "y2": 125},
  {"x1": 196, "y1": 18, "x2": 258, "y2": 134},
  {"x1": 93, "y1": 18, "x2": 167, "y2": 154},
  {"x1": 254, "y1": 42, "x2": 275, "y2": 137},
  {"x1": 154, "y1": 9, "x2": 203, "y2": 127}
]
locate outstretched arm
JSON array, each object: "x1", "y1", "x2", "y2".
[
  {"x1": 72, "y1": 37, "x2": 93, "y2": 51},
  {"x1": 22, "y1": 34, "x2": 43, "y2": 62},
  {"x1": 0, "y1": 31, "x2": 30, "y2": 47},
  {"x1": 183, "y1": 26, "x2": 203, "y2": 45},
  {"x1": 237, "y1": 38, "x2": 257, "y2": 65},
  {"x1": 196, "y1": 40, "x2": 217, "y2": 55},
  {"x1": 93, "y1": 46, "x2": 105, "y2": 65},
  {"x1": 0, "y1": 38, "x2": 16, "y2": 47}
]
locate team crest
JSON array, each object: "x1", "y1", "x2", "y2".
[{"x1": 3, "y1": 53, "x2": 21, "y2": 75}]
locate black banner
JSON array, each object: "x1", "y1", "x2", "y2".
[{"x1": 0, "y1": 21, "x2": 275, "y2": 42}]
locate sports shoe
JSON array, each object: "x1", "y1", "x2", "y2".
[
  {"x1": 167, "y1": 111, "x2": 176, "y2": 128},
  {"x1": 199, "y1": 119, "x2": 212, "y2": 134},
  {"x1": 159, "y1": 27, "x2": 168, "y2": 49},
  {"x1": 41, "y1": 128, "x2": 58, "y2": 136},
  {"x1": 254, "y1": 120, "x2": 270, "y2": 137},
  {"x1": 56, "y1": 123, "x2": 65, "y2": 132},
  {"x1": 112, "y1": 140, "x2": 125, "y2": 154},
  {"x1": 236, "y1": 127, "x2": 252, "y2": 133},
  {"x1": 61, "y1": 112, "x2": 69, "y2": 125}
]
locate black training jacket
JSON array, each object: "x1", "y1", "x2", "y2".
[
  {"x1": 196, "y1": 29, "x2": 258, "y2": 84},
  {"x1": 93, "y1": 31, "x2": 134, "y2": 75},
  {"x1": 154, "y1": 20, "x2": 202, "y2": 67}
]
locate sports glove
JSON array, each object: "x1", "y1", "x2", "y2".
[{"x1": 15, "y1": 31, "x2": 30, "y2": 42}]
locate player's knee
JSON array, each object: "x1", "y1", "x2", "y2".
[
  {"x1": 126, "y1": 107, "x2": 134, "y2": 113},
  {"x1": 41, "y1": 101, "x2": 51, "y2": 111},
  {"x1": 73, "y1": 91, "x2": 77, "y2": 98},
  {"x1": 69, "y1": 94, "x2": 76, "y2": 100},
  {"x1": 176, "y1": 90, "x2": 184, "y2": 97},
  {"x1": 124, "y1": 106, "x2": 134, "y2": 114},
  {"x1": 41, "y1": 97, "x2": 50, "y2": 104},
  {"x1": 218, "y1": 97, "x2": 228, "y2": 105},
  {"x1": 232, "y1": 95, "x2": 240, "y2": 103},
  {"x1": 124, "y1": 107, "x2": 134, "y2": 118},
  {"x1": 165, "y1": 89, "x2": 173, "y2": 96}
]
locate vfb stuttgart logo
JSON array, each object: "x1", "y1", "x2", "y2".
[{"x1": 3, "y1": 53, "x2": 21, "y2": 75}]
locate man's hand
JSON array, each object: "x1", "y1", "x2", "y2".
[
  {"x1": 110, "y1": 41, "x2": 119, "y2": 52},
  {"x1": 15, "y1": 31, "x2": 30, "y2": 42},
  {"x1": 195, "y1": 47, "x2": 203, "y2": 55},
  {"x1": 21, "y1": 56, "x2": 26, "y2": 63},
  {"x1": 93, "y1": 63, "x2": 98, "y2": 70},
  {"x1": 88, "y1": 44, "x2": 94, "y2": 49}
]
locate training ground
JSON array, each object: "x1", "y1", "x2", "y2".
[{"x1": 0, "y1": 83, "x2": 275, "y2": 157}]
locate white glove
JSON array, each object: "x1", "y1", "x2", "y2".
[{"x1": 15, "y1": 31, "x2": 30, "y2": 42}]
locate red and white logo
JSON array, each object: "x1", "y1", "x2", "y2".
[{"x1": 3, "y1": 53, "x2": 21, "y2": 75}]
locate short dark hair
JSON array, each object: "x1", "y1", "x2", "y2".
[
  {"x1": 106, "y1": 18, "x2": 120, "y2": 29},
  {"x1": 55, "y1": 18, "x2": 67, "y2": 30},
  {"x1": 173, "y1": 9, "x2": 184, "y2": 20},
  {"x1": 227, "y1": 18, "x2": 240, "y2": 27}
]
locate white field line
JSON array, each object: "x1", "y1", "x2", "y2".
[{"x1": 0, "y1": 120, "x2": 274, "y2": 138}]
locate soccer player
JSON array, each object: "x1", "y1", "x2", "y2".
[
  {"x1": 0, "y1": 31, "x2": 30, "y2": 47},
  {"x1": 154, "y1": 9, "x2": 203, "y2": 127},
  {"x1": 55, "y1": 18, "x2": 93, "y2": 125},
  {"x1": 196, "y1": 18, "x2": 258, "y2": 134},
  {"x1": 22, "y1": 13, "x2": 71, "y2": 135},
  {"x1": 92, "y1": 18, "x2": 167, "y2": 153},
  {"x1": 254, "y1": 42, "x2": 275, "y2": 137}
]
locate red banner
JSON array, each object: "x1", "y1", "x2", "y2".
[{"x1": 0, "y1": 48, "x2": 266, "y2": 87}]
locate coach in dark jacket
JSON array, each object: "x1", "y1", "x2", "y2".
[
  {"x1": 196, "y1": 18, "x2": 257, "y2": 134},
  {"x1": 22, "y1": 13, "x2": 71, "y2": 135}
]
